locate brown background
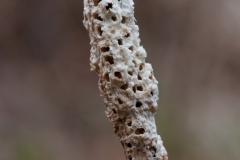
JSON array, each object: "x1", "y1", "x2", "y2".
[{"x1": 0, "y1": 0, "x2": 240, "y2": 160}]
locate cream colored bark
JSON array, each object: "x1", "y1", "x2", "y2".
[{"x1": 83, "y1": 0, "x2": 167, "y2": 159}]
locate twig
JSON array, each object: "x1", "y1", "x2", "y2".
[{"x1": 83, "y1": 0, "x2": 167, "y2": 159}]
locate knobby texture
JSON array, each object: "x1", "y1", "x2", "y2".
[{"x1": 83, "y1": 0, "x2": 167, "y2": 159}]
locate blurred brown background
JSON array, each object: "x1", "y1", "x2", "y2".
[{"x1": 1, "y1": 0, "x2": 240, "y2": 160}]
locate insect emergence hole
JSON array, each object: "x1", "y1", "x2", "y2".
[
  {"x1": 114, "y1": 126, "x2": 119, "y2": 133},
  {"x1": 121, "y1": 16, "x2": 126, "y2": 23},
  {"x1": 128, "y1": 71, "x2": 133, "y2": 76},
  {"x1": 93, "y1": 13, "x2": 103, "y2": 21},
  {"x1": 111, "y1": 16, "x2": 117, "y2": 21},
  {"x1": 104, "y1": 55, "x2": 114, "y2": 64},
  {"x1": 136, "y1": 101, "x2": 142, "y2": 107},
  {"x1": 149, "y1": 74, "x2": 153, "y2": 80},
  {"x1": 121, "y1": 83, "x2": 128, "y2": 90},
  {"x1": 106, "y1": 3, "x2": 112, "y2": 10},
  {"x1": 97, "y1": 16, "x2": 103, "y2": 21},
  {"x1": 150, "y1": 91, "x2": 154, "y2": 96},
  {"x1": 150, "y1": 146, "x2": 157, "y2": 157},
  {"x1": 139, "y1": 63, "x2": 144, "y2": 70},
  {"x1": 84, "y1": 14, "x2": 88, "y2": 21},
  {"x1": 129, "y1": 46, "x2": 134, "y2": 51},
  {"x1": 125, "y1": 33, "x2": 130, "y2": 38},
  {"x1": 97, "y1": 26, "x2": 103, "y2": 36},
  {"x1": 127, "y1": 143, "x2": 132, "y2": 148},
  {"x1": 138, "y1": 75, "x2": 142, "y2": 80},
  {"x1": 135, "y1": 128, "x2": 145, "y2": 135},
  {"x1": 101, "y1": 47, "x2": 110, "y2": 52},
  {"x1": 118, "y1": 39, "x2": 123, "y2": 45},
  {"x1": 114, "y1": 72, "x2": 122, "y2": 79},
  {"x1": 132, "y1": 60, "x2": 137, "y2": 67},
  {"x1": 137, "y1": 86, "x2": 143, "y2": 91},
  {"x1": 112, "y1": 109, "x2": 117, "y2": 114},
  {"x1": 118, "y1": 98, "x2": 123, "y2": 104},
  {"x1": 104, "y1": 73, "x2": 110, "y2": 82},
  {"x1": 132, "y1": 86, "x2": 136, "y2": 93}
]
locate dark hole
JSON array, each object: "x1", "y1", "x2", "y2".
[
  {"x1": 101, "y1": 47, "x2": 110, "y2": 52},
  {"x1": 150, "y1": 91, "x2": 154, "y2": 96},
  {"x1": 114, "y1": 72, "x2": 122, "y2": 79},
  {"x1": 132, "y1": 60, "x2": 137, "y2": 67},
  {"x1": 106, "y1": 3, "x2": 113, "y2": 10},
  {"x1": 118, "y1": 98, "x2": 123, "y2": 104},
  {"x1": 129, "y1": 157, "x2": 132, "y2": 160},
  {"x1": 137, "y1": 86, "x2": 143, "y2": 91},
  {"x1": 127, "y1": 121, "x2": 132, "y2": 126},
  {"x1": 151, "y1": 146, "x2": 157, "y2": 157},
  {"x1": 93, "y1": 13, "x2": 103, "y2": 21},
  {"x1": 97, "y1": 16, "x2": 103, "y2": 21},
  {"x1": 93, "y1": 0, "x2": 101, "y2": 6},
  {"x1": 150, "y1": 146, "x2": 157, "y2": 154},
  {"x1": 84, "y1": 14, "x2": 88, "y2": 21},
  {"x1": 104, "y1": 73, "x2": 110, "y2": 82},
  {"x1": 128, "y1": 71, "x2": 133, "y2": 76},
  {"x1": 97, "y1": 26, "x2": 103, "y2": 36},
  {"x1": 100, "y1": 84, "x2": 104, "y2": 91},
  {"x1": 122, "y1": 16, "x2": 126, "y2": 23},
  {"x1": 114, "y1": 125, "x2": 119, "y2": 133},
  {"x1": 121, "y1": 83, "x2": 128, "y2": 90},
  {"x1": 139, "y1": 64, "x2": 144, "y2": 70},
  {"x1": 112, "y1": 109, "x2": 117, "y2": 114},
  {"x1": 111, "y1": 16, "x2": 117, "y2": 21},
  {"x1": 138, "y1": 75, "x2": 142, "y2": 80},
  {"x1": 125, "y1": 33, "x2": 130, "y2": 38},
  {"x1": 129, "y1": 46, "x2": 134, "y2": 51},
  {"x1": 135, "y1": 128, "x2": 145, "y2": 135},
  {"x1": 149, "y1": 74, "x2": 153, "y2": 80},
  {"x1": 132, "y1": 86, "x2": 136, "y2": 93},
  {"x1": 104, "y1": 55, "x2": 114, "y2": 64},
  {"x1": 127, "y1": 143, "x2": 132, "y2": 148},
  {"x1": 118, "y1": 39, "x2": 122, "y2": 45},
  {"x1": 136, "y1": 101, "x2": 142, "y2": 107}
]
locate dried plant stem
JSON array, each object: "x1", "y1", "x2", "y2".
[{"x1": 83, "y1": 0, "x2": 167, "y2": 159}]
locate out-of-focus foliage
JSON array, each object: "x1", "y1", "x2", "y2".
[
  {"x1": 0, "y1": 0, "x2": 240, "y2": 160},
  {"x1": 16, "y1": 140, "x2": 50, "y2": 160}
]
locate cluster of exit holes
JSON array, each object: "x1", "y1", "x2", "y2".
[
  {"x1": 93, "y1": 0, "x2": 130, "y2": 39},
  {"x1": 91, "y1": 1, "x2": 159, "y2": 159}
]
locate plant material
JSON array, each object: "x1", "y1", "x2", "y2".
[{"x1": 83, "y1": 0, "x2": 167, "y2": 159}]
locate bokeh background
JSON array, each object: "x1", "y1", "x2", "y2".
[{"x1": 1, "y1": 0, "x2": 240, "y2": 160}]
